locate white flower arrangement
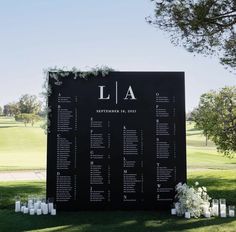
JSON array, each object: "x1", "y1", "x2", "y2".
[{"x1": 174, "y1": 182, "x2": 211, "y2": 218}]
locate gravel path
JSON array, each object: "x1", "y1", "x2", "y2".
[{"x1": 0, "y1": 170, "x2": 46, "y2": 181}]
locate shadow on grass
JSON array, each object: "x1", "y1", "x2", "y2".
[
  {"x1": 0, "y1": 121, "x2": 21, "y2": 124},
  {"x1": 0, "y1": 176, "x2": 236, "y2": 231},
  {"x1": 0, "y1": 210, "x2": 236, "y2": 232},
  {"x1": 0, "y1": 182, "x2": 45, "y2": 209},
  {"x1": 188, "y1": 176, "x2": 236, "y2": 205},
  {"x1": 187, "y1": 141, "x2": 216, "y2": 147},
  {"x1": 186, "y1": 132, "x2": 202, "y2": 136},
  {"x1": 0, "y1": 126, "x2": 20, "y2": 128},
  {"x1": 187, "y1": 127, "x2": 200, "y2": 132}
]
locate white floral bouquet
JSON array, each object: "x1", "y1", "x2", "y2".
[{"x1": 174, "y1": 182, "x2": 211, "y2": 218}]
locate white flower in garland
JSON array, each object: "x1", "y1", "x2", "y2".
[{"x1": 174, "y1": 182, "x2": 211, "y2": 218}]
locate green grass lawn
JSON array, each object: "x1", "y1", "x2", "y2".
[
  {"x1": 0, "y1": 117, "x2": 46, "y2": 171},
  {"x1": 1, "y1": 209, "x2": 236, "y2": 232},
  {"x1": 0, "y1": 171, "x2": 236, "y2": 232},
  {"x1": 0, "y1": 117, "x2": 235, "y2": 171},
  {"x1": 186, "y1": 122, "x2": 236, "y2": 171},
  {"x1": 0, "y1": 117, "x2": 236, "y2": 231}
]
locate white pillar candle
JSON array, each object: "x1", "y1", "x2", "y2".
[
  {"x1": 41, "y1": 203, "x2": 45, "y2": 212},
  {"x1": 220, "y1": 211, "x2": 226, "y2": 218},
  {"x1": 171, "y1": 208, "x2": 177, "y2": 215},
  {"x1": 15, "y1": 201, "x2": 21, "y2": 212},
  {"x1": 174, "y1": 203, "x2": 181, "y2": 216},
  {"x1": 29, "y1": 208, "x2": 35, "y2": 215},
  {"x1": 211, "y1": 199, "x2": 219, "y2": 217},
  {"x1": 229, "y1": 210, "x2": 235, "y2": 217},
  {"x1": 37, "y1": 201, "x2": 42, "y2": 209},
  {"x1": 41, "y1": 203, "x2": 45, "y2": 210},
  {"x1": 21, "y1": 206, "x2": 25, "y2": 213},
  {"x1": 220, "y1": 205, "x2": 226, "y2": 217},
  {"x1": 204, "y1": 211, "x2": 211, "y2": 218},
  {"x1": 36, "y1": 208, "x2": 42, "y2": 215},
  {"x1": 34, "y1": 202, "x2": 39, "y2": 212},
  {"x1": 212, "y1": 205, "x2": 219, "y2": 216},
  {"x1": 220, "y1": 205, "x2": 226, "y2": 211},
  {"x1": 28, "y1": 200, "x2": 33, "y2": 209},
  {"x1": 48, "y1": 203, "x2": 54, "y2": 213},
  {"x1": 23, "y1": 207, "x2": 29, "y2": 214},
  {"x1": 220, "y1": 199, "x2": 226, "y2": 214},
  {"x1": 185, "y1": 212, "x2": 191, "y2": 219},
  {"x1": 51, "y1": 208, "x2": 56, "y2": 216},
  {"x1": 228, "y1": 206, "x2": 235, "y2": 217},
  {"x1": 42, "y1": 204, "x2": 48, "y2": 215}
]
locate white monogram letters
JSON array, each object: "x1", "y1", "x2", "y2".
[{"x1": 98, "y1": 81, "x2": 136, "y2": 104}]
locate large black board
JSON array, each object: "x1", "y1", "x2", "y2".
[{"x1": 47, "y1": 72, "x2": 186, "y2": 210}]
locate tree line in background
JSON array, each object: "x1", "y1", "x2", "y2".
[
  {"x1": 0, "y1": 94, "x2": 44, "y2": 127},
  {"x1": 0, "y1": 86, "x2": 235, "y2": 157},
  {"x1": 188, "y1": 86, "x2": 236, "y2": 158}
]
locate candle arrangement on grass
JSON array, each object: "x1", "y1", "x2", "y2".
[
  {"x1": 15, "y1": 196, "x2": 56, "y2": 216},
  {"x1": 171, "y1": 182, "x2": 235, "y2": 219}
]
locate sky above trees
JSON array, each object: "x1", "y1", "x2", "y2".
[{"x1": 0, "y1": 0, "x2": 235, "y2": 111}]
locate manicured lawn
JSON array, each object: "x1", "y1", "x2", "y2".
[
  {"x1": 1, "y1": 209, "x2": 236, "y2": 232},
  {"x1": 0, "y1": 117, "x2": 235, "y2": 171},
  {"x1": 0, "y1": 117, "x2": 46, "y2": 171},
  {"x1": 0, "y1": 172, "x2": 236, "y2": 232},
  {"x1": 1, "y1": 171, "x2": 235, "y2": 209},
  {"x1": 0, "y1": 118, "x2": 235, "y2": 231},
  {"x1": 186, "y1": 122, "x2": 236, "y2": 170},
  {"x1": 0, "y1": 181, "x2": 45, "y2": 208},
  {"x1": 188, "y1": 170, "x2": 236, "y2": 206}
]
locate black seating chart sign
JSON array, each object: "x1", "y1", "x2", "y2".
[{"x1": 46, "y1": 72, "x2": 186, "y2": 210}]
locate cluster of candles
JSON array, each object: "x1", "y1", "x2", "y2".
[
  {"x1": 211, "y1": 199, "x2": 235, "y2": 218},
  {"x1": 15, "y1": 196, "x2": 56, "y2": 216},
  {"x1": 171, "y1": 199, "x2": 235, "y2": 219}
]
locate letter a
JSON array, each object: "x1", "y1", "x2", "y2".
[{"x1": 124, "y1": 86, "x2": 136, "y2": 100}]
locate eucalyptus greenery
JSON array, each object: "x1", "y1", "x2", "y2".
[{"x1": 41, "y1": 66, "x2": 114, "y2": 134}]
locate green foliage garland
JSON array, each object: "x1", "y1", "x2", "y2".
[{"x1": 41, "y1": 66, "x2": 114, "y2": 134}]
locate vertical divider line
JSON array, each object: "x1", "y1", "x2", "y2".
[
  {"x1": 116, "y1": 81, "x2": 118, "y2": 105},
  {"x1": 74, "y1": 136, "x2": 77, "y2": 169}
]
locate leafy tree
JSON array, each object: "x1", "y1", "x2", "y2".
[
  {"x1": 192, "y1": 86, "x2": 236, "y2": 157},
  {"x1": 147, "y1": 0, "x2": 236, "y2": 71},
  {"x1": 18, "y1": 94, "x2": 41, "y2": 114},
  {"x1": 186, "y1": 109, "x2": 197, "y2": 121},
  {"x1": 30, "y1": 114, "x2": 41, "y2": 127},
  {"x1": 0, "y1": 106, "x2": 2, "y2": 115},
  {"x1": 15, "y1": 114, "x2": 31, "y2": 126},
  {"x1": 3, "y1": 102, "x2": 20, "y2": 116},
  {"x1": 9, "y1": 102, "x2": 20, "y2": 116},
  {"x1": 15, "y1": 113, "x2": 41, "y2": 127},
  {"x1": 192, "y1": 102, "x2": 214, "y2": 146},
  {"x1": 3, "y1": 105, "x2": 10, "y2": 116}
]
